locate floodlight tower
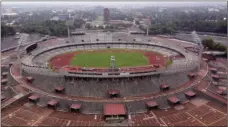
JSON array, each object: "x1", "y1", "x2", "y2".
[
  {"x1": 16, "y1": 34, "x2": 24, "y2": 76},
  {"x1": 191, "y1": 31, "x2": 204, "y2": 71},
  {"x1": 65, "y1": 20, "x2": 74, "y2": 42}
]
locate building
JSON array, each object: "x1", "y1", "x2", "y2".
[{"x1": 103, "y1": 8, "x2": 109, "y2": 24}]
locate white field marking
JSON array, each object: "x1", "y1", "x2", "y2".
[
  {"x1": 204, "y1": 104, "x2": 227, "y2": 116},
  {"x1": 31, "y1": 116, "x2": 43, "y2": 126},
  {"x1": 66, "y1": 120, "x2": 71, "y2": 126},
  {"x1": 128, "y1": 114, "x2": 131, "y2": 120},
  {"x1": 31, "y1": 110, "x2": 54, "y2": 126},
  {"x1": 13, "y1": 115, "x2": 29, "y2": 122},
  {"x1": 186, "y1": 112, "x2": 207, "y2": 126},
  {"x1": 208, "y1": 116, "x2": 226, "y2": 126},
  {"x1": 2, "y1": 107, "x2": 22, "y2": 120}
]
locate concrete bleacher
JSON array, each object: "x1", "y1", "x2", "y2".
[{"x1": 22, "y1": 71, "x2": 190, "y2": 98}]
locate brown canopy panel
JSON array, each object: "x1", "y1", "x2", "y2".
[
  {"x1": 212, "y1": 81, "x2": 218, "y2": 85},
  {"x1": 216, "y1": 89, "x2": 226, "y2": 95},
  {"x1": 48, "y1": 99, "x2": 59, "y2": 106},
  {"x1": 28, "y1": 94, "x2": 40, "y2": 101},
  {"x1": 168, "y1": 96, "x2": 180, "y2": 104},
  {"x1": 55, "y1": 86, "x2": 65, "y2": 92},
  {"x1": 211, "y1": 74, "x2": 219, "y2": 79},
  {"x1": 146, "y1": 101, "x2": 158, "y2": 108},
  {"x1": 26, "y1": 76, "x2": 34, "y2": 82},
  {"x1": 2, "y1": 72, "x2": 8, "y2": 76},
  {"x1": 202, "y1": 58, "x2": 208, "y2": 62},
  {"x1": 70, "y1": 104, "x2": 81, "y2": 110},
  {"x1": 188, "y1": 73, "x2": 196, "y2": 77},
  {"x1": 108, "y1": 90, "x2": 120, "y2": 95},
  {"x1": 217, "y1": 71, "x2": 227, "y2": 75},
  {"x1": 209, "y1": 67, "x2": 217, "y2": 71},
  {"x1": 185, "y1": 91, "x2": 196, "y2": 97},
  {"x1": 104, "y1": 104, "x2": 126, "y2": 116},
  {"x1": 1, "y1": 95, "x2": 6, "y2": 101},
  {"x1": 160, "y1": 84, "x2": 169, "y2": 89},
  {"x1": 1, "y1": 79, "x2": 8, "y2": 85}
]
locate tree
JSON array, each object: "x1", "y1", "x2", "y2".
[
  {"x1": 85, "y1": 23, "x2": 92, "y2": 30},
  {"x1": 1, "y1": 25, "x2": 16, "y2": 38},
  {"x1": 202, "y1": 38, "x2": 227, "y2": 52}
]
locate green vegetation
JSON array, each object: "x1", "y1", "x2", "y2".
[
  {"x1": 202, "y1": 38, "x2": 227, "y2": 52},
  {"x1": 1, "y1": 25, "x2": 16, "y2": 38},
  {"x1": 70, "y1": 50, "x2": 149, "y2": 67},
  {"x1": 165, "y1": 59, "x2": 173, "y2": 67},
  {"x1": 20, "y1": 20, "x2": 68, "y2": 36}
]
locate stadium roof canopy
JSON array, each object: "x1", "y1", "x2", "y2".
[
  {"x1": 160, "y1": 84, "x2": 169, "y2": 89},
  {"x1": 104, "y1": 104, "x2": 126, "y2": 116},
  {"x1": 26, "y1": 76, "x2": 34, "y2": 82},
  {"x1": 146, "y1": 101, "x2": 158, "y2": 108},
  {"x1": 108, "y1": 90, "x2": 120, "y2": 95},
  {"x1": 48, "y1": 99, "x2": 59, "y2": 106},
  {"x1": 211, "y1": 74, "x2": 219, "y2": 79},
  {"x1": 28, "y1": 94, "x2": 40, "y2": 101},
  {"x1": 168, "y1": 96, "x2": 180, "y2": 104},
  {"x1": 1, "y1": 95, "x2": 6, "y2": 101},
  {"x1": 70, "y1": 104, "x2": 81, "y2": 110},
  {"x1": 55, "y1": 86, "x2": 65, "y2": 92},
  {"x1": 185, "y1": 91, "x2": 196, "y2": 97},
  {"x1": 2, "y1": 72, "x2": 8, "y2": 76},
  {"x1": 188, "y1": 72, "x2": 196, "y2": 77},
  {"x1": 1, "y1": 79, "x2": 8, "y2": 84},
  {"x1": 209, "y1": 67, "x2": 217, "y2": 71},
  {"x1": 216, "y1": 89, "x2": 226, "y2": 95}
]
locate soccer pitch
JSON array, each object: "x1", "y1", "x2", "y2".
[{"x1": 70, "y1": 50, "x2": 149, "y2": 68}]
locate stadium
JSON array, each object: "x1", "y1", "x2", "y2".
[{"x1": 1, "y1": 32, "x2": 227, "y2": 126}]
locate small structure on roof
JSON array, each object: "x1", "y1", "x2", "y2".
[
  {"x1": 202, "y1": 58, "x2": 208, "y2": 62},
  {"x1": 2, "y1": 72, "x2": 8, "y2": 78},
  {"x1": 28, "y1": 94, "x2": 40, "y2": 103},
  {"x1": 167, "y1": 96, "x2": 180, "y2": 105},
  {"x1": 107, "y1": 90, "x2": 120, "y2": 98},
  {"x1": 26, "y1": 76, "x2": 34, "y2": 82},
  {"x1": 212, "y1": 81, "x2": 218, "y2": 86},
  {"x1": 217, "y1": 71, "x2": 227, "y2": 75},
  {"x1": 70, "y1": 103, "x2": 82, "y2": 112},
  {"x1": 209, "y1": 67, "x2": 217, "y2": 73},
  {"x1": 55, "y1": 86, "x2": 65, "y2": 93},
  {"x1": 1, "y1": 79, "x2": 8, "y2": 85},
  {"x1": 211, "y1": 74, "x2": 219, "y2": 80},
  {"x1": 1, "y1": 95, "x2": 6, "y2": 101},
  {"x1": 9, "y1": 62, "x2": 13, "y2": 67},
  {"x1": 160, "y1": 84, "x2": 169, "y2": 91},
  {"x1": 188, "y1": 72, "x2": 196, "y2": 78},
  {"x1": 185, "y1": 90, "x2": 196, "y2": 98},
  {"x1": 216, "y1": 89, "x2": 226, "y2": 95},
  {"x1": 47, "y1": 99, "x2": 59, "y2": 109},
  {"x1": 146, "y1": 101, "x2": 158, "y2": 109},
  {"x1": 104, "y1": 104, "x2": 127, "y2": 122}
]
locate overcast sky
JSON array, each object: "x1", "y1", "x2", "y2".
[{"x1": 2, "y1": 1, "x2": 225, "y2": 5}]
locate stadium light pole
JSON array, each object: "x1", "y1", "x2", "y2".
[
  {"x1": 16, "y1": 34, "x2": 24, "y2": 76},
  {"x1": 191, "y1": 31, "x2": 204, "y2": 72},
  {"x1": 66, "y1": 20, "x2": 74, "y2": 43}
]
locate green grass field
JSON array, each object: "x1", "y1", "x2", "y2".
[{"x1": 70, "y1": 50, "x2": 149, "y2": 67}]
